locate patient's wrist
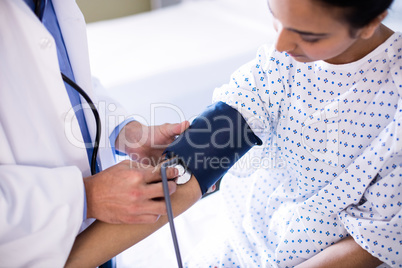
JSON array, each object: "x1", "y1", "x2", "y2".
[{"x1": 177, "y1": 175, "x2": 202, "y2": 201}]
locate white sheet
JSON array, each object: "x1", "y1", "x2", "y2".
[{"x1": 84, "y1": 0, "x2": 402, "y2": 266}]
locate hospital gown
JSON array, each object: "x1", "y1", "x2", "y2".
[{"x1": 185, "y1": 32, "x2": 402, "y2": 267}]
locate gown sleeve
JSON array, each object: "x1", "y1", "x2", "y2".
[
  {"x1": 212, "y1": 44, "x2": 287, "y2": 142},
  {"x1": 212, "y1": 44, "x2": 288, "y2": 176}
]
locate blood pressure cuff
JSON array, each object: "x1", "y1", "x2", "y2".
[{"x1": 164, "y1": 101, "x2": 262, "y2": 195}]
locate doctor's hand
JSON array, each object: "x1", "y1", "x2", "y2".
[
  {"x1": 83, "y1": 160, "x2": 178, "y2": 224},
  {"x1": 115, "y1": 121, "x2": 190, "y2": 165}
]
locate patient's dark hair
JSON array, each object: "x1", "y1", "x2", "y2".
[{"x1": 314, "y1": 0, "x2": 394, "y2": 29}]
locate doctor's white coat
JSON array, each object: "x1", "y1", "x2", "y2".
[{"x1": 0, "y1": 0, "x2": 127, "y2": 266}]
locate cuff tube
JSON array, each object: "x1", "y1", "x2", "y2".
[{"x1": 164, "y1": 101, "x2": 262, "y2": 195}]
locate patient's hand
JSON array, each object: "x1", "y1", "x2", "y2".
[
  {"x1": 295, "y1": 236, "x2": 382, "y2": 268},
  {"x1": 115, "y1": 121, "x2": 189, "y2": 165}
]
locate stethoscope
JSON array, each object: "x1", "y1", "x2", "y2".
[
  {"x1": 34, "y1": 0, "x2": 101, "y2": 176},
  {"x1": 34, "y1": 1, "x2": 184, "y2": 267},
  {"x1": 63, "y1": 59, "x2": 183, "y2": 268},
  {"x1": 61, "y1": 74, "x2": 101, "y2": 176}
]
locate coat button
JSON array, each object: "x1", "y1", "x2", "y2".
[{"x1": 39, "y1": 38, "x2": 52, "y2": 49}]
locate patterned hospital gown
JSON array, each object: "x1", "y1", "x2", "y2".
[{"x1": 185, "y1": 32, "x2": 402, "y2": 267}]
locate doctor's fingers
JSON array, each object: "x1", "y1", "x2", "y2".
[
  {"x1": 120, "y1": 214, "x2": 161, "y2": 224},
  {"x1": 160, "y1": 121, "x2": 190, "y2": 137},
  {"x1": 142, "y1": 180, "x2": 177, "y2": 200},
  {"x1": 122, "y1": 160, "x2": 178, "y2": 182},
  {"x1": 119, "y1": 192, "x2": 176, "y2": 224},
  {"x1": 140, "y1": 164, "x2": 179, "y2": 184}
]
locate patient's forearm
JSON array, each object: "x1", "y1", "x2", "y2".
[
  {"x1": 295, "y1": 236, "x2": 382, "y2": 268},
  {"x1": 65, "y1": 176, "x2": 202, "y2": 268}
]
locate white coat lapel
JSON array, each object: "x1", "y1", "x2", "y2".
[
  {"x1": 52, "y1": 0, "x2": 93, "y2": 96},
  {"x1": 52, "y1": 0, "x2": 99, "y2": 165},
  {"x1": 0, "y1": 0, "x2": 89, "y2": 173},
  {"x1": 52, "y1": 0, "x2": 116, "y2": 170}
]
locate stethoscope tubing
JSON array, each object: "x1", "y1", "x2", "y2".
[
  {"x1": 161, "y1": 157, "x2": 184, "y2": 268},
  {"x1": 61, "y1": 73, "x2": 101, "y2": 176}
]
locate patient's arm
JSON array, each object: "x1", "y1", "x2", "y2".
[
  {"x1": 65, "y1": 176, "x2": 202, "y2": 268},
  {"x1": 295, "y1": 236, "x2": 382, "y2": 268},
  {"x1": 65, "y1": 102, "x2": 262, "y2": 267}
]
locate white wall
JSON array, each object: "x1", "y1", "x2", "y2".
[{"x1": 77, "y1": 0, "x2": 183, "y2": 23}]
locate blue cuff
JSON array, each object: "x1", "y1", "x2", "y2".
[
  {"x1": 164, "y1": 101, "x2": 262, "y2": 195},
  {"x1": 109, "y1": 118, "x2": 136, "y2": 156}
]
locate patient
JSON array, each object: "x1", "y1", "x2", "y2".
[{"x1": 66, "y1": 0, "x2": 401, "y2": 267}]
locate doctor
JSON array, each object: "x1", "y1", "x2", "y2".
[{"x1": 0, "y1": 0, "x2": 188, "y2": 266}]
